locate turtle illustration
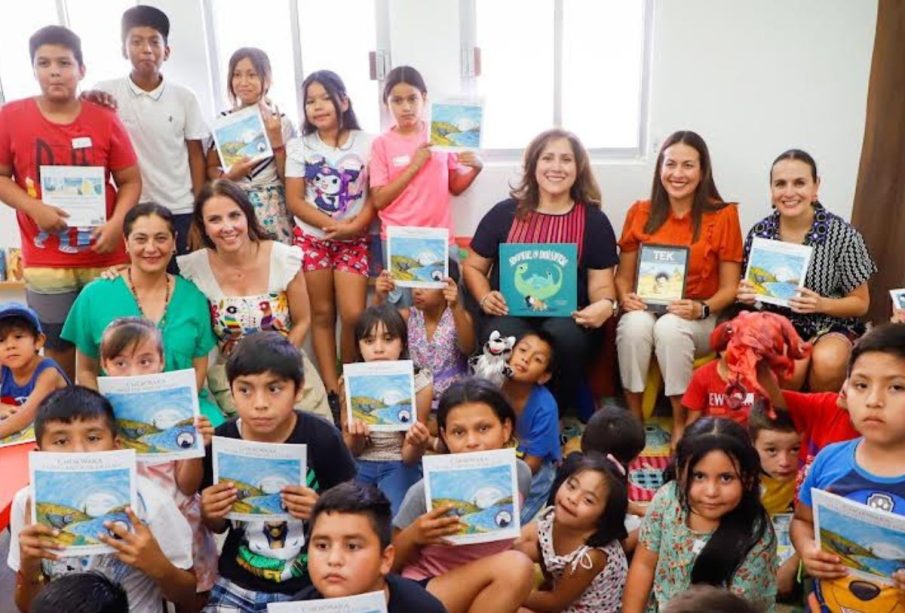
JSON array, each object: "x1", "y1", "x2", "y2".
[{"x1": 514, "y1": 263, "x2": 563, "y2": 310}]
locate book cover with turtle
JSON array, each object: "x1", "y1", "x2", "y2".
[
  {"x1": 635, "y1": 244, "x2": 689, "y2": 312},
  {"x1": 267, "y1": 590, "x2": 387, "y2": 612},
  {"x1": 343, "y1": 360, "x2": 415, "y2": 432},
  {"x1": 744, "y1": 237, "x2": 812, "y2": 307},
  {"x1": 429, "y1": 98, "x2": 483, "y2": 151},
  {"x1": 498, "y1": 243, "x2": 578, "y2": 317},
  {"x1": 30, "y1": 449, "x2": 137, "y2": 556},
  {"x1": 386, "y1": 226, "x2": 449, "y2": 289},
  {"x1": 212, "y1": 436, "x2": 307, "y2": 522},
  {"x1": 423, "y1": 448, "x2": 520, "y2": 545},
  {"x1": 98, "y1": 369, "x2": 204, "y2": 464}
]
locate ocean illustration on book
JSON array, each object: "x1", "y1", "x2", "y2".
[
  {"x1": 386, "y1": 226, "x2": 449, "y2": 288},
  {"x1": 212, "y1": 436, "x2": 307, "y2": 522},
  {"x1": 344, "y1": 360, "x2": 415, "y2": 432},
  {"x1": 30, "y1": 449, "x2": 137, "y2": 556},
  {"x1": 212, "y1": 105, "x2": 273, "y2": 170},
  {"x1": 744, "y1": 237, "x2": 812, "y2": 307},
  {"x1": 423, "y1": 448, "x2": 520, "y2": 545},
  {"x1": 99, "y1": 369, "x2": 203, "y2": 463},
  {"x1": 429, "y1": 99, "x2": 483, "y2": 151}
]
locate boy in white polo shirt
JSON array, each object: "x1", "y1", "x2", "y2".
[{"x1": 93, "y1": 5, "x2": 208, "y2": 261}]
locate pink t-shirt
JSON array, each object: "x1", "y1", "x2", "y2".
[{"x1": 369, "y1": 126, "x2": 459, "y2": 242}]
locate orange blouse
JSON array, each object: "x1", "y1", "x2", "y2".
[{"x1": 619, "y1": 200, "x2": 743, "y2": 299}]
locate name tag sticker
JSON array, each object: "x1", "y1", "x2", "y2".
[
  {"x1": 71, "y1": 137, "x2": 92, "y2": 150},
  {"x1": 391, "y1": 155, "x2": 411, "y2": 167}
]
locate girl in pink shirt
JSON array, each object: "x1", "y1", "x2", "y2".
[{"x1": 369, "y1": 66, "x2": 483, "y2": 265}]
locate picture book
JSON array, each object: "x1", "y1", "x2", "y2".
[
  {"x1": 5, "y1": 248, "x2": 23, "y2": 282},
  {"x1": 343, "y1": 360, "x2": 416, "y2": 432},
  {"x1": 39, "y1": 165, "x2": 106, "y2": 227},
  {"x1": 386, "y1": 226, "x2": 449, "y2": 289},
  {"x1": 0, "y1": 419, "x2": 35, "y2": 448},
  {"x1": 267, "y1": 591, "x2": 387, "y2": 612},
  {"x1": 429, "y1": 98, "x2": 484, "y2": 151},
  {"x1": 212, "y1": 436, "x2": 307, "y2": 522},
  {"x1": 814, "y1": 488, "x2": 905, "y2": 586},
  {"x1": 773, "y1": 512, "x2": 795, "y2": 565},
  {"x1": 890, "y1": 288, "x2": 905, "y2": 311},
  {"x1": 423, "y1": 448, "x2": 520, "y2": 545},
  {"x1": 30, "y1": 449, "x2": 137, "y2": 556},
  {"x1": 498, "y1": 243, "x2": 578, "y2": 317},
  {"x1": 212, "y1": 105, "x2": 273, "y2": 171},
  {"x1": 98, "y1": 369, "x2": 203, "y2": 463},
  {"x1": 744, "y1": 237, "x2": 813, "y2": 307},
  {"x1": 635, "y1": 244, "x2": 689, "y2": 311}
]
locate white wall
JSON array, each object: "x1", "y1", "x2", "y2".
[{"x1": 0, "y1": 0, "x2": 878, "y2": 251}]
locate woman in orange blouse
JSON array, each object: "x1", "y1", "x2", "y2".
[{"x1": 614, "y1": 131, "x2": 743, "y2": 444}]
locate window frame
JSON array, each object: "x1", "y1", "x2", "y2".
[
  {"x1": 460, "y1": 0, "x2": 654, "y2": 161},
  {"x1": 202, "y1": 0, "x2": 390, "y2": 128}
]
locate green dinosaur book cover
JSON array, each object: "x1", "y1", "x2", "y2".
[{"x1": 499, "y1": 243, "x2": 577, "y2": 317}]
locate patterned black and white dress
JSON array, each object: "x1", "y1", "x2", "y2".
[{"x1": 741, "y1": 203, "x2": 876, "y2": 340}]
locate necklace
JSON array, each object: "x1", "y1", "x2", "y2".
[{"x1": 127, "y1": 267, "x2": 171, "y2": 327}]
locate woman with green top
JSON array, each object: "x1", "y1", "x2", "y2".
[{"x1": 61, "y1": 203, "x2": 224, "y2": 425}]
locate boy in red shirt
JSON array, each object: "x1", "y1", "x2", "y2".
[{"x1": 0, "y1": 25, "x2": 140, "y2": 380}]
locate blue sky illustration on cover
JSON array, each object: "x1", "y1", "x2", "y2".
[
  {"x1": 428, "y1": 464, "x2": 516, "y2": 535},
  {"x1": 34, "y1": 468, "x2": 130, "y2": 515},
  {"x1": 431, "y1": 103, "x2": 483, "y2": 148},
  {"x1": 819, "y1": 504, "x2": 905, "y2": 579},
  {"x1": 348, "y1": 373, "x2": 413, "y2": 427},
  {"x1": 107, "y1": 387, "x2": 200, "y2": 454},
  {"x1": 390, "y1": 236, "x2": 447, "y2": 284},
  {"x1": 218, "y1": 452, "x2": 302, "y2": 516},
  {"x1": 747, "y1": 247, "x2": 809, "y2": 301}
]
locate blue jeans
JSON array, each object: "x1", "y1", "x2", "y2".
[
  {"x1": 356, "y1": 459, "x2": 423, "y2": 516},
  {"x1": 204, "y1": 577, "x2": 295, "y2": 612},
  {"x1": 521, "y1": 460, "x2": 557, "y2": 524}
]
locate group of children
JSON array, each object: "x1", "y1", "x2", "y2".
[
  {"x1": 7, "y1": 284, "x2": 905, "y2": 613},
  {"x1": 2, "y1": 3, "x2": 905, "y2": 613}
]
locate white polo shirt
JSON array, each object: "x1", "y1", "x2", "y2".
[{"x1": 94, "y1": 75, "x2": 209, "y2": 214}]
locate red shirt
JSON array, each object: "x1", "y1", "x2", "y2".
[
  {"x1": 681, "y1": 360, "x2": 754, "y2": 425},
  {"x1": 783, "y1": 390, "x2": 858, "y2": 489},
  {"x1": 0, "y1": 98, "x2": 136, "y2": 268}
]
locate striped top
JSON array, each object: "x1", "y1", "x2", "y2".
[{"x1": 471, "y1": 198, "x2": 618, "y2": 307}]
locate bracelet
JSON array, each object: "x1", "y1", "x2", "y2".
[{"x1": 272, "y1": 144, "x2": 285, "y2": 152}]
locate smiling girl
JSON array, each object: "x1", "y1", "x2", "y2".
[
  {"x1": 207, "y1": 48, "x2": 296, "y2": 244},
  {"x1": 622, "y1": 417, "x2": 776, "y2": 612}
]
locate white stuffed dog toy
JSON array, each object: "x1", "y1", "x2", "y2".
[{"x1": 469, "y1": 330, "x2": 516, "y2": 387}]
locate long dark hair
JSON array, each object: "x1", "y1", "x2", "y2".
[
  {"x1": 645, "y1": 130, "x2": 727, "y2": 241},
  {"x1": 354, "y1": 304, "x2": 408, "y2": 359},
  {"x1": 382, "y1": 65, "x2": 427, "y2": 102},
  {"x1": 193, "y1": 179, "x2": 267, "y2": 249},
  {"x1": 555, "y1": 452, "x2": 628, "y2": 547},
  {"x1": 669, "y1": 417, "x2": 773, "y2": 587},
  {"x1": 301, "y1": 70, "x2": 360, "y2": 136},
  {"x1": 770, "y1": 149, "x2": 818, "y2": 183},
  {"x1": 436, "y1": 377, "x2": 516, "y2": 435},
  {"x1": 509, "y1": 129, "x2": 600, "y2": 219}
]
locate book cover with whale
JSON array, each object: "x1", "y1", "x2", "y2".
[
  {"x1": 30, "y1": 449, "x2": 137, "y2": 556},
  {"x1": 212, "y1": 436, "x2": 307, "y2": 522},
  {"x1": 343, "y1": 360, "x2": 415, "y2": 432},
  {"x1": 499, "y1": 243, "x2": 577, "y2": 317},
  {"x1": 98, "y1": 369, "x2": 203, "y2": 464},
  {"x1": 423, "y1": 448, "x2": 520, "y2": 545}
]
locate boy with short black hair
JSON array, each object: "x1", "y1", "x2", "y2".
[
  {"x1": 502, "y1": 330, "x2": 561, "y2": 523},
  {"x1": 7, "y1": 386, "x2": 194, "y2": 613},
  {"x1": 200, "y1": 331, "x2": 357, "y2": 609},
  {"x1": 91, "y1": 5, "x2": 208, "y2": 258},
  {"x1": 0, "y1": 25, "x2": 141, "y2": 380},
  {"x1": 0, "y1": 302, "x2": 69, "y2": 441},
  {"x1": 791, "y1": 323, "x2": 905, "y2": 611},
  {"x1": 30, "y1": 571, "x2": 129, "y2": 613},
  {"x1": 292, "y1": 482, "x2": 446, "y2": 612}
]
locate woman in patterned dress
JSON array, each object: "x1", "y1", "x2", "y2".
[
  {"x1": 177, "y1": 179, "x2": 331, "y2": 421},
  {"x1": 737, "y1": 150, "x2": 876, "y2": 391}
]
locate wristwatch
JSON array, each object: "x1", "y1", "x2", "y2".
[{"x1": 698, "y1": 301, "x2": 711, "y2": 320}]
